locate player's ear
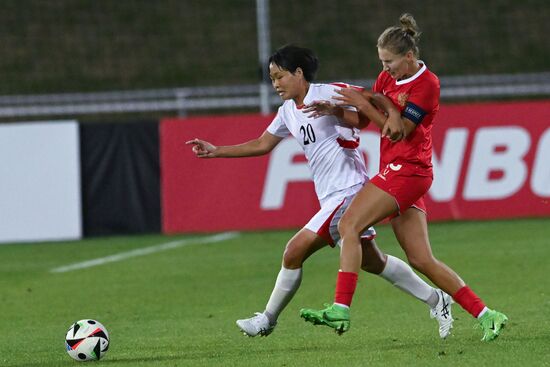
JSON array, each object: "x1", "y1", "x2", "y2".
[{"x1": 295, "y1": 67, "x2": 304, "y2": 78}]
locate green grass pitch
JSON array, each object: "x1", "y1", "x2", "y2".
[{"x1": 1, "y1": 218, "x2": 549, "y2": 366}]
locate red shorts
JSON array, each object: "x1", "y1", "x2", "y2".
[{"x1": 370, "y1": 162, "x2": 432, "y2": 215}]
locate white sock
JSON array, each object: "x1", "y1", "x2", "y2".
[
  {"x1": 379, "y1": 255, "x2": 438, "y2": 307},
  {"x1": 264, "y1": 267, "x2": 302, "y2": 323}
]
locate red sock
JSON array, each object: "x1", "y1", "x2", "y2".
[
  {"x1": 453, "y1": 285, "x2": 486, "y2": 318},
  {"x1": 334, "y1": 271, "x2": 358, "y2": 307}
]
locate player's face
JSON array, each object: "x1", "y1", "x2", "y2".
[
  {"x1": 269, "y1": 62, "x2": 304, "y2": 101},
  {"x1": 378, "y1": 48, "x2": 414, "y2": 80}
]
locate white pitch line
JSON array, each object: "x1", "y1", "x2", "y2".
[{"x1": 50, "y1": 232, "x2": 239, "y2": 273}]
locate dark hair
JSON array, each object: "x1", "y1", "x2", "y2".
[
  {"x1": 377, "y1": 13, "x2": 421, "y2": 57},
  {"x1": 268, "y1": 45, "x2": 319, "y2": 82}
]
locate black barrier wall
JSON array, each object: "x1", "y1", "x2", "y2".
[{"x1": 80, "y1": 121, "x2": 161, "y2": 236}]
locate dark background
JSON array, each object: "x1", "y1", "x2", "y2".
[{"x1": 0, "y1": 0, "x2": 547, "y2": 95}]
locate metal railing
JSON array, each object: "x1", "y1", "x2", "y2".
[{"x1": 0, "y1": 72, "x2": 548, "y2": 119}]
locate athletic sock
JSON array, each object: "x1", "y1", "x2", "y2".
[
  {"x1": 379, "y1": 255, "x2": 438, "y2": 307},
  {"x1": 264, "y1": 267, "x2": 302, "y2": 324},
  {"x1": 334, "y1": 271, "x2": 358, "y2": 307},
  {"x1": 453, "y1": 285, "x2": 486, "y2": 318}
]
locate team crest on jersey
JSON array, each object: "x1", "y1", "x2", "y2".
[{"x1": 397, "y1": 93, "x2": 409, "y2": 107}]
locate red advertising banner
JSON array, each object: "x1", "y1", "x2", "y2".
[{"x1": 161, "y1": 100, "x2": 550, "y2": 233}]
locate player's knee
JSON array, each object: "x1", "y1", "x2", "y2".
[
  {"x1": 337, "y1": 214, "x2": 360, "y2": 238},
  {"x1": 282, "y1": 244, "x2": 305, "y2": 268}
]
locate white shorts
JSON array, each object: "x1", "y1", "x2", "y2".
[{"x1": 304, "y1": 184, "x2": 376, "y2": 247}]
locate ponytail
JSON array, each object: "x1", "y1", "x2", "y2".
[{"x1": 377, "y1": 13, "x2": 421, "y2": 57}]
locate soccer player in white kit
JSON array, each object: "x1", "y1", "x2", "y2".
[{"x1": 186, "y1": 45, "x2": 453, "y2": 338}]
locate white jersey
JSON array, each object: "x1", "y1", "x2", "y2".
[{"x1": 267, "y1": 83, "x2": 368, "y2": 201}]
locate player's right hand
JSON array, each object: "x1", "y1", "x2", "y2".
[
  {"x1": 185, "y1": 138, "x2": 218, "y2": 158},
  {"x1": 381, "y1": 116, "x2": 405, "y2": 142},
  {"x1": 303, "y1": 100, "x2": 339, "y2": 118},
  {"x1": 333, "y1": 87, "x2": 367, "y2": 108}
]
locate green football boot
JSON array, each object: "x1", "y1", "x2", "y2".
[
  {"x1": 300, "y1": 303, "x2": 350, "y2": 335},
  {"x1": 478, "y1": 309, "x2": 508, "y2": 341}
]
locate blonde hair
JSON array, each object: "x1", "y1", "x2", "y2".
[{"x1": 377, "y1": 13, "x2": 421, "y2": 57}]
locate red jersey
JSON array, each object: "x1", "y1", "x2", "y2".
[{"x1": 373, "y1": 63, "x2": 440, "y2": 175}]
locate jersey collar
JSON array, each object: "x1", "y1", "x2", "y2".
[{"x1": 395, "y1": 61, "x2": 427, "y2": 86}]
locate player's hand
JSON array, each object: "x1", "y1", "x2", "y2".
[
  {"x1": 360, "y1": 89, "x2": 374, "y2": 100},
  {"x1": 381, "y1": 114, "x2": 405, "y2": 142},
  {"x1": 302, "y1": 100, "x2": 339, "y2": 118},
  {"x1": 185, "y1": 138, "x2": 218, "y2": 158},
  {"x1": 333, "y1": 87, "x2": 368, "y2": 108}
]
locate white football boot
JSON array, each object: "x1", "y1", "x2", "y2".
[
  {"x1": 236, "y1": 312, "x2": 276, "y2": 337},
  {"x1": 430, "y1": 289, "x2": 454, "y2": 338}
]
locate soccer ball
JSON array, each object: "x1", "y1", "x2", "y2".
[{"x1": 65, "y1": 319, "x2": 110, "y2": 361}]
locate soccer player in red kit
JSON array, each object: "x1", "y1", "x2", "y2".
[{"x1": 300, "y1": 13, "x2": 508, "y2": 342}]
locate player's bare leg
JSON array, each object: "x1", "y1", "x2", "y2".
[
  {"x1": 300, "y1": 184, "x2": 396, "y2": 334},
  {"x1": 391, "y1": 208, "x2": 464, "y2": 294},
  {"x1": 339, "y1": 184, "x2": 397, "y2": 273},
  {"x1": 392, "y1": 208, "x2": 507, "y2": 341}
]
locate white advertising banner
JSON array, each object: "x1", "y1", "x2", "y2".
[{"x1": 0, "y1": 121, "x2": 82, "y2": 243}]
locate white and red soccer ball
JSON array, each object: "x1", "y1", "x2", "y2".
[{"x1": 65, "y1": 319, "x2": 109, "y2": 361}]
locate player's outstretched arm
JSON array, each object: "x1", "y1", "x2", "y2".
[{"x1": 186, "y1": 131, "x2": 283, "y2": 158}]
